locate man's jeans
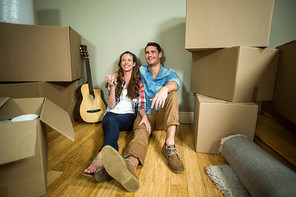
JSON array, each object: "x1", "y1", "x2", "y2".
[
  {"x1": 100, "y1": 112, "x2": 136, "y2": 151},
  {"x1": 124, "y1": 91, "x2": 180, "y2": 166}
]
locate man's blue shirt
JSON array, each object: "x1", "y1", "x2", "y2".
[{"x1": 140, "y1": 65, "x2": 180, "y2": 114}]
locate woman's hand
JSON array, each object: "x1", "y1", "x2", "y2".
[
  {"x1": 105, "y1": 73, "x2": 117, "y2": 86},
  {"x1": 138, "y1": 114, "x2": 151, "y2": 134}
]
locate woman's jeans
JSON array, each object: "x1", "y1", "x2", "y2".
[{"x1": 100, "y1": 112, "x2": 136, "y2": 151}]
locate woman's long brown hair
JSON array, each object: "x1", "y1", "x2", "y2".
[{"x1": 106, "y1": 51, "x2": 141, "y2": 100}]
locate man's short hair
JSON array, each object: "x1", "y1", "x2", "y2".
[{"x1": 145, "y1": 42, "x2": 162, "y2": 53}]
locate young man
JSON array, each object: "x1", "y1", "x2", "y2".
[{"x1": 101, "y1": 42, "x2": 184, "y2": 192}]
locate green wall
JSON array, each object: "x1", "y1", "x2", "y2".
[
  {"x1": 34, "y1": 0, "x2": 295, "y2": 113},
  {"x1": 34, "y1": 0, "x2": 193, "y2": 112},
  {"x1": 269, "y1": 0, "x2": 296, "y2": 48}
]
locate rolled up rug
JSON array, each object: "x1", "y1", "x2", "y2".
[{"x1": 220, "y1": 135, "x2": 296, "y2": 197}]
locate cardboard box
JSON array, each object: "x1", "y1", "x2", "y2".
[
  {"x1": 0, "y1": 97, "x2": 74, "y2": 197},
  {"x1": 185, "y1": 0, "x2": 275, "y2": 51},
  {"x1": 193, "y1": 94, "x2": 258, "y2": 154},
  {"x1": 0, "y1": 22, "x2": 81, "y2": 82},
  {"x1": 272, "y1": 41, "x2": 296, "y2": 124},
  {"x1": 191, "y1": 46, "x2": 279, "y2": 102},
  {"x1": 0, "y1": 81, "x2": 79, "y2": 122}
]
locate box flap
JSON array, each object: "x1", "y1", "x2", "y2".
[
  {"x1": 196, "y1": 94, "x2": 228, "y2": 104},
  {"x1": 196, "y1": 94, "x2": 256, "y2": 106},
  {"x1": 40, "y1": 98, "x2": 74, "y2": 141},
  {"x1": 0, "y1": 120, "x2": 37, "y2": 165},
  {"x1": 0, "y1": 97, "x2": 9, "y2": 108}
]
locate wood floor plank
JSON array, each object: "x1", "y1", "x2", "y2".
[
  {"x1": 47, "y1": 170, "x2": 63, "y2": 188},
  {"x1": 48, "y1": 123, "x2": 103, "y2": 171},
  {"x1": 134, "y1": 181, "x2": 154, "y2": 197},
  {"x1": 170, "y1": 184, "x2": 189, "y2": 197},
  {"x1": 256, "y1": 114, "x2": 296, "y2": 167},
  {"x1": 183, "y1": 144, "x2": 208, "y2": 196}
]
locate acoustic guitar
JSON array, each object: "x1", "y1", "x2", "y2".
[{"x1": 79, "y1": 45, "x2": 106, "y2": 123}]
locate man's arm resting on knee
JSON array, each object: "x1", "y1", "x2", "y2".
[
  {"x1": 162, "y1": 81, "x2": 178, "y2": 93},
  {"x1": 151, "y1": 81, "x2": 178, "y2": 110}
]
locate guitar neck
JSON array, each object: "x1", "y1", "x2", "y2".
[{"x1": 85, "y1": 57, "x2": 95, "y2": 96}]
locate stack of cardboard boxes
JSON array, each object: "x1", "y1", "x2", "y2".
[
  {"x1": 186, "y1": 0, "x2": 279, "y2": 154},
  {"x1": 0, "y1": 22, "x2": 82, "y2": 122},
  {"x1": 0, "y1": 22, "x2": 81, "y2": 196}
]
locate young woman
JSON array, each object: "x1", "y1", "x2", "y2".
[{"x1": 83, "y1": 51, "x2": 151, "y2": 181}]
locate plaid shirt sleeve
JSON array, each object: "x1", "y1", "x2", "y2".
[
  {"x1": 106, "y1": 80, "x2": 121, "y2": 107},
  {"x1": 136, "y1": 81, "x2": 146, "y2": 113}
]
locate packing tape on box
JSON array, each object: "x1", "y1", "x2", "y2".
[
  {"x1": 0, "y1": 0, "x2": 34, "y2": 25},
  {"x1": 220, "y1": 135, "x2": 296, "y2": 197}
]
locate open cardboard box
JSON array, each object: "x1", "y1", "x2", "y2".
[
  {"x1": 0, "y1": 81, "x2": 79, "y2": 122},
  {"x1": 193, "y1": 94, "x2": 258, "y2": 154},
  {"x1": 0, "y1": 97, "x2": 75, "y2": 197},
  {"x1": 191, "y1": 46, "x2": 279, "y2": 102}
]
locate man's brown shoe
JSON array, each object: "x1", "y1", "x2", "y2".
[
  {"x1": 162, "y1": 143, "x2": 184, "y2": 173},
  {"x1": 101, "y1": 145, "x2": 139, "y2": 192},
  {"x1": 94, "y1": 167, "x2": 113, "y2": 182}
]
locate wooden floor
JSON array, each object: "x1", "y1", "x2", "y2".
[
  {"x1": 46, "y1": 123, "x2": 227, "y2": 197},
  {"x1": 46, "y1": 110, "x2": 296, "y2": 196},
  {"x1": 255, "y1": 108, "x2": 296, "y2": 171}
]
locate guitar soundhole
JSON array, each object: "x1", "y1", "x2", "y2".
[
  {"x1": 87, "y1": 109, "x2": 101, "y2": 113},
  {"x1": 89, "y1": 95, "x2": 95, "y2": 100}
]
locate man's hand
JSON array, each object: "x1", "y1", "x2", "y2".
[
  {"x1": 150, "y1": 86, "x2": 169, "y2": 110},
  {"x1": 105, "y1": 73, "x2": 117, "y2": 86},
  {"x1": 138, "y1": 115, "x2": 151, "y2": 134}
]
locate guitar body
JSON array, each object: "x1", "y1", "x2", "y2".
[{"x1": 80, "y1": 84, "x2": 106, "y2": 123}]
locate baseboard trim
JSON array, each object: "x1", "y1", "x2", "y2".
[{"x1": 179, "y1": 111, "x2": 194, "y2": 124}]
